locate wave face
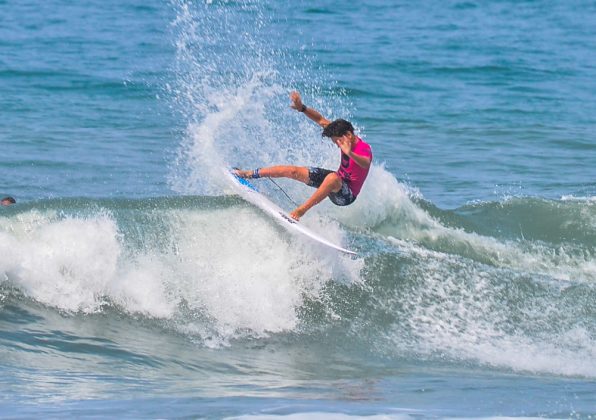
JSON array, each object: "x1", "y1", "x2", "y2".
[{"x1": 1, "y1": 195, "x2": 594, "y2": 380}]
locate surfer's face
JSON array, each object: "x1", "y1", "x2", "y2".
[{"x1": 331, "y1": 133, "x2": 353, "y2": 147}]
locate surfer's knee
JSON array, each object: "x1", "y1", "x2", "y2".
[
  {"x1": 288, "y1": 166, "x2": 309, "y2": 183},
  {"x1": 324, "y1": 172, "x2": 341, "y2": 186}
]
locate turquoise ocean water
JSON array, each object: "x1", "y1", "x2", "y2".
[{"x1": 1, "y1": 0, "x2": 595, "y2": 418}]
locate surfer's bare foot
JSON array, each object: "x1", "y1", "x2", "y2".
[
  {"x1": 233, "y1": 169, "x2": 251, "y2": 178},
  {"x1": 290, "y1": 206, "x2": 306, "y2": 221}
]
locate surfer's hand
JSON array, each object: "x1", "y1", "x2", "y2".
[
  {"x1": 336, "y1": 135, "x2": 352, "y2": 155},
  {"x1": 289, "y1": 91, "x2": 303, "y2": 111}
]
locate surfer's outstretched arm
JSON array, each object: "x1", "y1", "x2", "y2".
[{"x1": 290, "y1": 91, "x2": 330, "y2": 128}]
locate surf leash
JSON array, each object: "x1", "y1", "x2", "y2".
[{"x1": 266, "y1": 178, "x2": 300, "y2": 207}]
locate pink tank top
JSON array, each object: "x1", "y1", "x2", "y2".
[{"x1": 336, "y1": 137, "x2": 372, "y2": 197}]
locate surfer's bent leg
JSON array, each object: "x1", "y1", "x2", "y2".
[
  {"x1": 290, "y1": 172, "x2": 342, "y2": 221},
  {"x1": 305, "y1": 167, "x2": 355, "y2": 206}
]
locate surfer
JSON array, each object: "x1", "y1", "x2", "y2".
[
  {"x1": 235, "y1": 91, "x2": 372, "y2": 221},
  {"x1": 1, "y1": 196, "x2": 16, "y2": 206}
]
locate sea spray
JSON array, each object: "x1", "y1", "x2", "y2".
[{"x1": 167, "y1": 0, "x2": 356, "y2": 200}]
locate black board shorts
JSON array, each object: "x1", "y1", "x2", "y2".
[{"x1": 307, "y1": 167, "x2": 356, "y2": 206}]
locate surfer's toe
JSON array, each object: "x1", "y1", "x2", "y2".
[
  {"x1": 290, "y1": 207, "x2": 306, "y2": 221},
  {"x1": 233, "y1": 169, "x2": 249, "y2": 178}
]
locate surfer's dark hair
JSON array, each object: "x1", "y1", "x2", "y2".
[
  {"x1": 322, "y1": 119, "x2": 354, "y2": 138},
  {"x1": 1, "y1": 196, "x2": 15, "y2": 204}
]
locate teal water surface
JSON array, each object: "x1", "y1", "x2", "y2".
[{"x1": 1, "y1": 0, "x2": 595, "y2": 418}]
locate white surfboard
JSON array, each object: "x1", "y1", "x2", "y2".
[{"x1": 224, "y1": 170, "x2": 357, "y2": 255}]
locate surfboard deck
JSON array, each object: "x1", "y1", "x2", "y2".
[{"x1": 225, "y1": 169, "x2": 357, "y2": 255}]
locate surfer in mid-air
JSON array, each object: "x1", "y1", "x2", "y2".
[{"x1": 235, "y1": 91, "x2": 372, "y2": 221}]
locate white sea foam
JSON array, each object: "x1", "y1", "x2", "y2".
[
  {"x1": 561, "y1": 194, "x2": 596, "y2": 202},
  {"x1": 0, "y1": 211, "x2": 120, "y2": 313},
  {"x1": 349, "y1": 176, "x2": 596, "y2": 283},
  {"x1": 382, "y1": 240, "x2": 596, "y2": 379},
  {"x1": 0, "y1": 207, "x2": 362, "y2": 344},
  {"x1": 329, "y1": 163, "x2": 421, "y2": 230}
]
